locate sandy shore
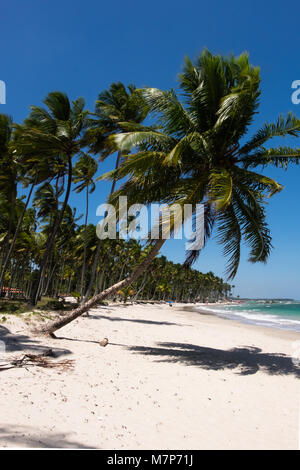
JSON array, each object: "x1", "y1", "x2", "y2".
[{"x1": 0, "y1": 302, "x2": 299, "y2": 450}]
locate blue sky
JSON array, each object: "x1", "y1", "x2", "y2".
[{"x1": 1, "y1": 0, "x2": 300, "y2": 299}]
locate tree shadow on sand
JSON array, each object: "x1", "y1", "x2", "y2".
[
  {"x1": 0, "y1": 425, "x2": 94, "y2": 449},
  {"x1": 0, "y1": 325, "x2": 71, "y2": 357},
  {"x1": 88, "y1": 313, "x2": 186, "y2": 327},
  {"x1": 128, "y1": 342, "x2": 300, "y2": 377}
]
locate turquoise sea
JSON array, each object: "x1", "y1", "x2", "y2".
[{"x1": 199, "y1": 300, "x2": 300, "y2": 332}]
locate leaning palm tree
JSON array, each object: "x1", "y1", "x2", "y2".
[
  {"x1": 82, "y1": 82, "x2": 149, "y2": 300},
  {"x1": 39, "y1": 50, "x2": 300, "y2": 334},
  {"x1": 72, "y1": 152, "x2": 98, "y2": 299},
  {"x1": 15, "y1": 92, "x2": 89, "y2": 305}
]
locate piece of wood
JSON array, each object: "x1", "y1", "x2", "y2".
[{"x1": 99, "y1": 338, "x2": 109, "y2": 347}]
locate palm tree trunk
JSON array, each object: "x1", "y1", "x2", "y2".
[
  {"x1": 43, "y1": 262, "x2": 57, "y2": 296},
  {"x1": 38, "y1": 238, "x2": 165, "y2": 334},
  {"x1": 98, "y1": 270, "x2": 105, "y2": 293},
  {"x1": 0, "y1": 189, "x2": 16, "y2": 274},
  {"x1": 30, "y1": 156, "x2": 73, "y2": 306},
  {"x1": 56, "y1": 259, "x2": 65, "y2": 297},
  {"x1": 133, "y1": 272, "x2": 147, "y2": 300},
  {"x1": 80, "y1": 186, "x2": 89, "y2": 301},
  {"x1": 67, "y1": 275, "x2": 72, "y2": 295},
  {"x1": 0, "y1": 181, "x2": 35, "y2": 294},
  {"x1": 7, "y1": 261, "x2": 18, "y2": 298},
  {"x1": 83, "y1": 151, "x2": 122, "y2": 302},
  {"x1": 110, "y1": 151, "x2": 122, "y2": 194},
  {"x1": 82, "y1": 239, "x2": 100, "y2": 301}
]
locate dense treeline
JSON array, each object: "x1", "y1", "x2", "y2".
[
  {"x1": 0, "y1": 216, "x2": 231, "y2": 303},
  {"x1": 0, "y1": 83, "x2": 230, "y2": 305},
  {"x1": 1, "y1": 50, "x2": 300, "y2": 328}
]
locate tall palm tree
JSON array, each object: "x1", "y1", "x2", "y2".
[
  {"x1": 15, "y1": 91, "x2": 89, "y2": 305},
  {"x1": 0, "y1": 114, "x2": 18, "y2": 291},
  {"x1": 0, "y1": 140, "x2": 56, "y2": 294},
  {"x1": 39, "y1": 51, "x2": 300, "y2": 334},
  {"x1": 0, "y1": 176, "x2": 35, "y2": 293},
  {"x1": 88, "y1": 82, "x2": 149, "y2": 181},
  {"x1": 44, "y1": 205, "x2": 81, "y2": 297},
  {"x1": 72, "y1": 152, "x2": 98, "y2": 299},
  {"x1": 83, "y1": 82, "x2": 149, "y2": 300}
]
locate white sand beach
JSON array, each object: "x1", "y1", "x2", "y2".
[{"x1": 0, "y1": 303, "x2": 299, "y2": 450}]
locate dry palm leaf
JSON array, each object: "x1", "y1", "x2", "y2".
[{"x1": 0, "y1": 349, "x2": 74, "y2": 372}]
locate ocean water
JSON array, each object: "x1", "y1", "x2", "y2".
[{"x1": 198, "y1": 300, "x2": 300, "y2": 332}]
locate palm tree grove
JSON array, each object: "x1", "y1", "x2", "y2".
[
  {"x1": 0, "y1": 51, "x2": 299, "y2": 335},
  {"x1": 3, "y1": 0, "x2": 300, "y2": 451}
]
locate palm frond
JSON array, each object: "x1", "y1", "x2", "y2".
[
  {"x1": 43, "y1": 92, "x2": 71, "y2": 121},
  {"x1": 216, "y1": 203, "x2": 242, "y2": 280},
  {"x1": 241, "y1": 146, "x2": 300, "y2": 169},
  {"x1": 208, "y1": 169, "x2": 233, "y2": 210},
  {"x1": 142, "y1": 87, "x2": 196, "y2": 136},
  {"x1": 109, "y1": 131, "x2": 176, "y2": 153},
  {"x1": 233, "y1": 187, "x2": 272, "y2": 263},
  {"x1": 240, "y1": 113, "x2": 300, "y2": 155}
]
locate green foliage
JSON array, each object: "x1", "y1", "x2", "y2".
[
  {"x1": 38, "y1": 299, "x2": 62, "y2": 311},
  {"x1": 71, "y1": 291, "x2": 81, "y2": 300},
  {"x1": 87, "y1": 82, "x2": 149, "y2": 157},
  {"x1": 0, "y1": 52, "x2": 299, "y2": 312},
  {"x1": 105, "y1": 50, "x2": 300, "y2": 279},
  {"x1": 0, "y1": 301, "x2": 21, "y2": 313}
]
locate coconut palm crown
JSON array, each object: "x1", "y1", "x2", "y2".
[
  {"x1": 13, "y1": 92, "x2": 89, "y2": 304},
  {"x1": 86, "y1": 82, "x2": 149, "y2": 157},
  {"x1": 105, "y1": 50, "x2": 300, "y2": 279}
]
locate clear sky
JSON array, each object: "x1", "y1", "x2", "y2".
[{"x1": 1, "y1": 0, "x2": 300, "y2": 299}]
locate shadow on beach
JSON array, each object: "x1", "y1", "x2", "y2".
[
  {"x1": 0, "y1": 425, "x2": 93, "y2": 449},
  {"x1": 87, "y1": 313, "x2": 186, "y2": 327},
  {"x1": 0, "y1": 325, "x2": 71, "y2": 357},
  {"x1": 128, "y1": 342, "x2": 300, "y2": 377}
]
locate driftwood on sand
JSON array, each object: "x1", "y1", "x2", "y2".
[{"x1": 0, "y1": 349, "x2": 74, "y2": 372}]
